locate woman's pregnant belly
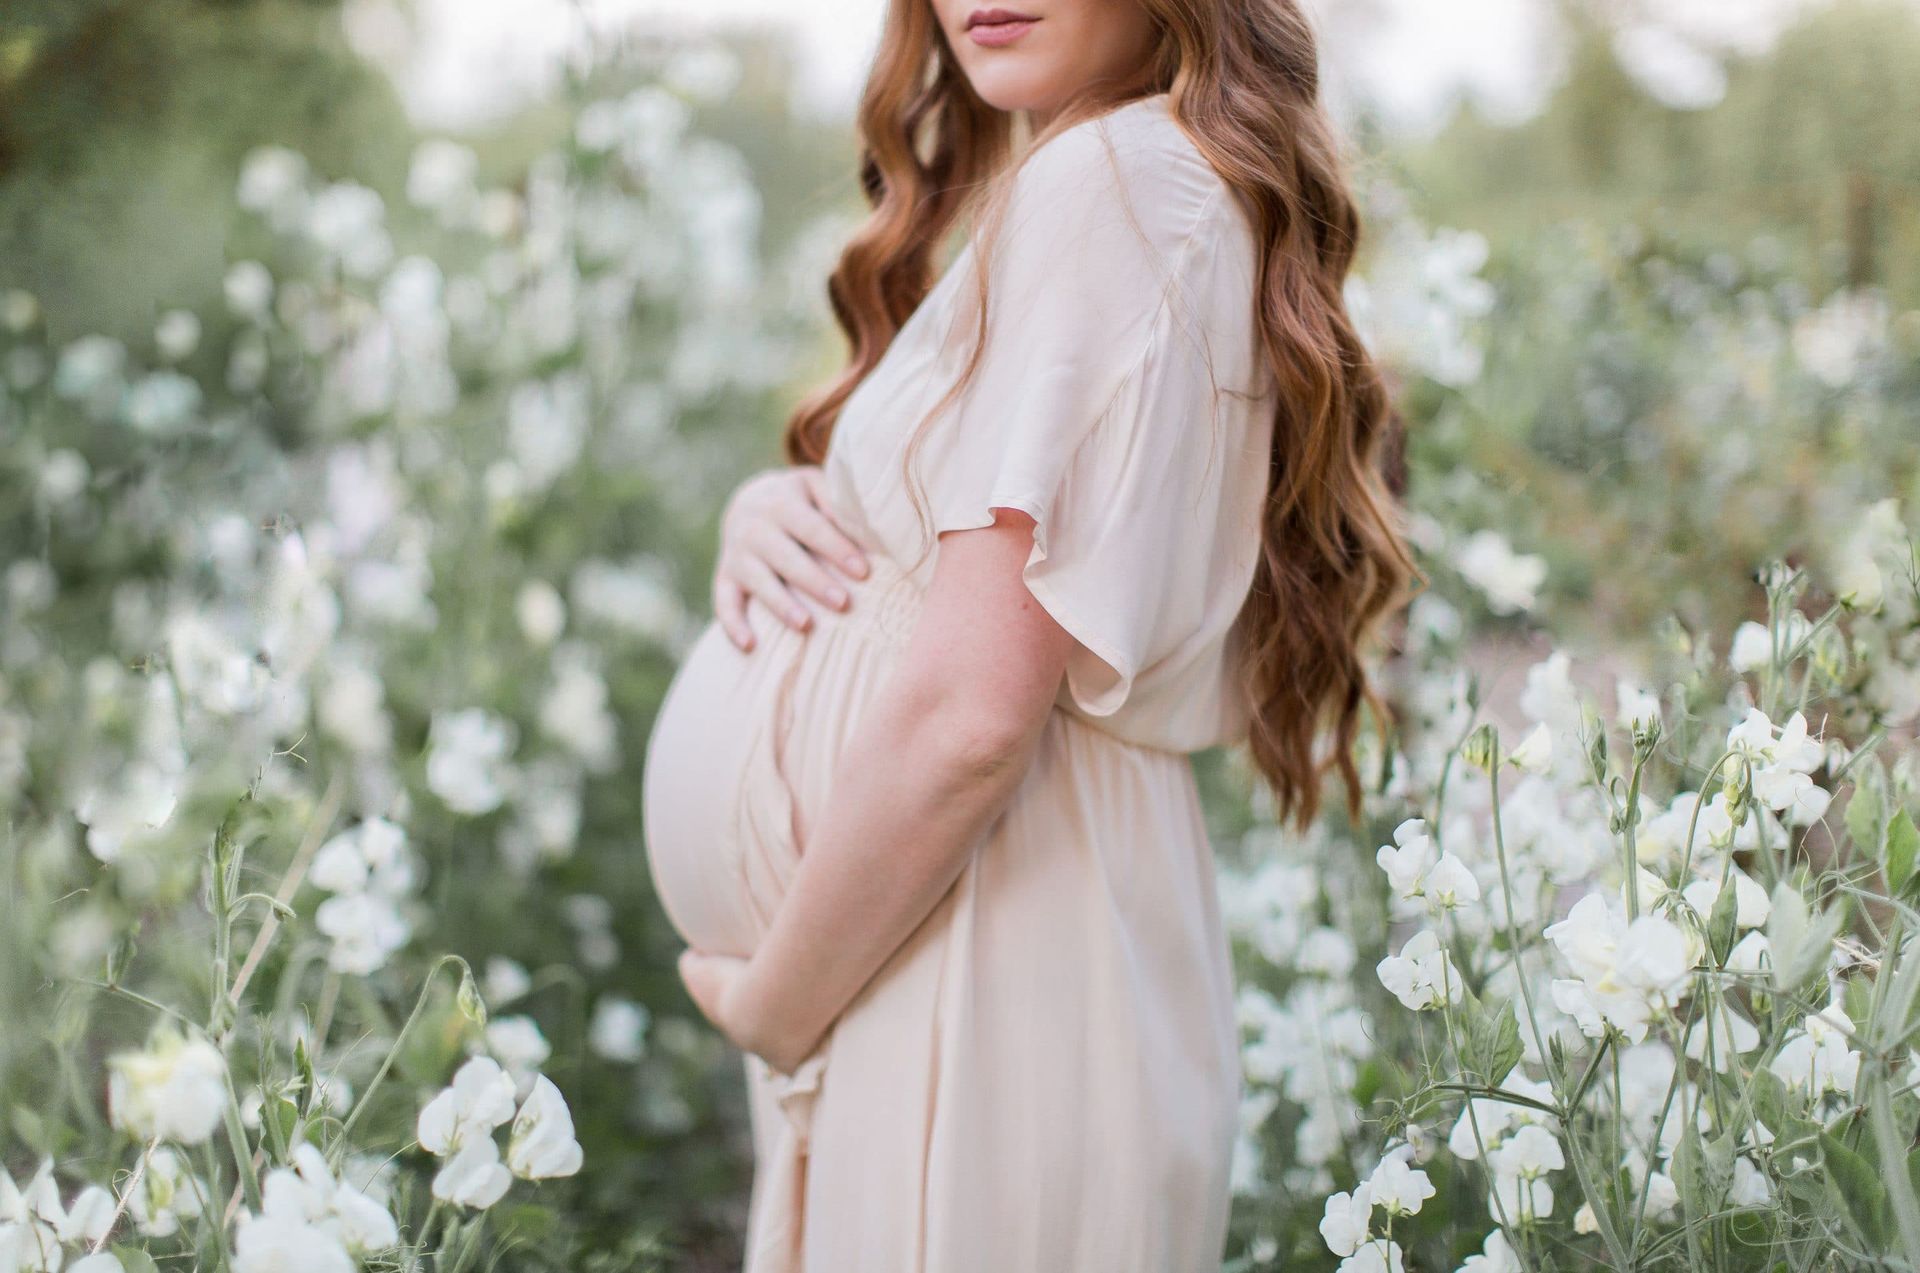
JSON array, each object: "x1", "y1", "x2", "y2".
[{"x1": 640, "y1": 555, "x2": 921, "y2": 959}]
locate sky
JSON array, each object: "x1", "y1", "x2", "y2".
[{"x1": 342, "y1": 0, "x2": 1826, "y2": 134}]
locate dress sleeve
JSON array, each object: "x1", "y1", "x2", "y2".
[{"x1": 913, "y1": 118, "x2": 1246, "y2": 720}]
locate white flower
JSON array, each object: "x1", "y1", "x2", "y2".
[
  {"x1": 69, "y1": 1256, "x2": 126, "y2": 1273},
  {"x1": 1377, "y1": 929, "x2": 1463, "y2": 1011},
  {"x1": 1447, "y1": 1075, "x2": 1557, "y2": 1161},
  {"x1": 506, "y1": 1076, "x2": 584, "y2": 1180},
  {"x1": 1490, "y1": 1171, "x2": 1554, "y2": 1223},
  {"x1": 1376, "y1": 818, "x2": 1436, "y2": 899},
  {"x1": 540, "y1": 644, "x2": 619, "y2": 773},
  {"x1": 1337, "y1": 1239, "x2": 1405, "y2": 1273},
  {"x1": 407, "y1": 140, "x2": 479, "y2": 215},
  {"x1": 154, "y1": 309, "x2": 201, "y2": 362},
  {"x1": 107, "y1": 1026, "x2": 228, "y2": 1145},
  {"x1": 128, "y1": 1147, "x2": 206, "y2": 1238},
  {"x1": 1681, "y1": 868, "x2": 1771, "y2": 931},
  {"x1": 237, "y1": 146, "x2": 308, "y2": 217},
  {"x1": 1375, "y1": 819, "x2": 1480, "y2": 914},
  {"x1": 57, "y1": 1184, "x2": 116, "y2": 1246},
  {"x1": 431, "y1": 1138, "x2": 512, "y2": 1209},
  {"x1": 426, "y1": 708, "x2": 517, "y2": 815},
  {"x1": 1424, "y1": 853, "x2": 1482, "y2": 912},
  {"x1": 225, "y1": 261, "x2": 275, "y2": 319},
  {"x1": 485, "y1": 1016, "x2": 552, "y2": 1090},
  {"x1": 1320, "y1": 1181, "x2": 1375, "y2": 1257},
  {"x1": 74, "y1": 762, "x2": 180, "y2": 863},
  {"x1": 1682, "y1": 996, "x2": 1762, "y2": 1070},
  {"x1": 1455, "y1": 529, "x2": 1546, "y2": 615},
  {"x1": 1770, "y1": 996, "x2": 1860, "y2": 1097},
  {"x1": 416, "y1": 1056, "x2": 518, "y2": 1157},
  {"x1": 1507, "y1": 721, "x2": 1553, "y2": 774},
  {"x1": 306, "y1": 181, "x2": 392, "y2": 278},
  {"x1": 1828, "y1": 497, "x2": 1908, "y2": 611},
  {"x1": 485, "y1": 957, "x2": 533, "y2": 1007},
  {"x1": 588, "y1": 996, "x2": 650, "y2": 1063},
  {"x1": 1730, "y1": 1155, "x2": 1772, "y2": 1207},
  {"x1": 1615, "y1": 678, "x2": 1662, "y2": 731},
  {"x1": 1490, "y1": 1124, "x2": 1564, "y2": 1179},
  {"x1": 1543, "y1": 893, "x2": 1695, "y2": 1042},
  {"x1": 1365, "y1": 1154, "x2": 1435, "y2": 1217},
  {"x1": 1728, "y1": 621, "x2": 1774, "y2": 673},
  {"x1": 516, "y1": 580, "x2": 567, "y2": 646},
  {"x1": 315, "y1": 892, "x2": 411, "y2": 975},
  {"x1": 1459, "y1": 1228, "x2": 1522, "y2": 1273}
]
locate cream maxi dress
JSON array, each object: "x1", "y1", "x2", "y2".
[{"x1": 640, "y1": 91, "x2": 1277, "y2": 1273}]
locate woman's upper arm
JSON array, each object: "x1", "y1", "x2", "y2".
[{"x1": 889, "y1": 509, "x2": 1075, "y2": 755}]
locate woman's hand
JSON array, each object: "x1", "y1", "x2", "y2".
[
  {"x1": 677, "y1": 949, "x2": 822, "y2": 1076},
  {"x1": 714, "y1": 466, "x2": 870, "y2": 652}
]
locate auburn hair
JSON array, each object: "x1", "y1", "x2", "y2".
[{"x1": 780, "y1": 0, "x2": 1422, "y2": 832}]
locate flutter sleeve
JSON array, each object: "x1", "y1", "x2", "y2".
[{"x1": 911, "y1": 114, "x2": 1256, "y2": 722}]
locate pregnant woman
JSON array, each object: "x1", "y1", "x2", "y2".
[{"x1": 641, "y1": 0, "x2": 1416, "y2": 1267}]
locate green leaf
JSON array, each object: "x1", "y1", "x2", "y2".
[
  {"x1": 1885, "y1": 809, "x2": 1919, "y2": 896},
  {"x1": 1767, "y1": 882, "x2": 1841, "y2": 995},
  {"x1": 1460, "y1": 995, "x2": 1523, "y2": 1085},
  {"x1": 1707, "y1": 872, "x2": 1740, "y2": 965},
  {"x1": 111, "y1": 1248, "x2": 161, "y2": 1273},
  {"x1": 1847, "y1": 758, "x2": 1887, "y2": 856},
  {"x1": 1823, "y1": 1130, "x2": 1890, "y2": 1248}
]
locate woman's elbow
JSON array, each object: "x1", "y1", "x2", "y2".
[{"x1": 912, "y1": 696, "x2": 1045, "y2": 788}]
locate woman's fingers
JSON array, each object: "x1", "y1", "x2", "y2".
[
  {"x1": 714, "y1": 573, "x2": 755, "y2": 651},
  {"x1": 730, "y1": 550, "x2": 814, "y2": 632},
  {"x1": 757, "y1": 528, "x2": 852, "y2": 612},
  {"x1": 797, "y1": 470, "x2": 870, "y2": 580}
]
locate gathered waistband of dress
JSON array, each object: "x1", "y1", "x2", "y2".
[{"x1": 838, "y1": 549, "x2": 925, "y2": 652}]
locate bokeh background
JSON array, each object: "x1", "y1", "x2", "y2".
[{"x1": 1, "y1": 0, "x2": 1916, "y2": 1269}]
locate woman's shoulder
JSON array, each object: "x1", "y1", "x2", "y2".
[{"x1": 1008, "y1": 93, "x2": 1229, "y2": 239}]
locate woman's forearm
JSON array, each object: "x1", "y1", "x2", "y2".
[{"x1": 730, "y1": 675, "x2": 1046, "y2": 1071}]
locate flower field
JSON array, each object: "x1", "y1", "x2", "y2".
[{"x1": 2, "y1": 13, "x2": 1918, "y2": 1273}]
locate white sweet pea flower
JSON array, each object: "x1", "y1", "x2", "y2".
[
  {"x1": 1728, "y1": 622, "x2": 1774, "y2": 673},
  {"x1": 485, "y1": 1016, "x2": 552, "y2": 1093},
  {"x1": 425, "y1": 708, "x2": 517, "y2": 816},
  {"x1": 1377, "y1": 930, "x2": 1463, "y2": 1011},
  {"x1": 128, "y1": 1147, "x2": 206, "y2": 1238},
  {"x1": 417, "y1": 1056, "x2": 518, "y2": 1157},
  {"x1": 484, "y1": 957, "x2": 533, "y2": 1007},
  {"x1": 1365, "y1": 1153, "x2": 1435, "y2": 1217},
  {"x1": 1770, "y1": 996, "x2": 1861, "y2": 1097},
  {"x1": 1376, "y1": 818, "x2": 1437, "y2": 900},
  {"x1": 74, "y1": 762, "x2": 181, "y2": 864},
  {"x1": 1681, "y1": 868, "x2": 1771, "y2": 931},
  {"x1": 431, "y1": 1137, "x2": 512, "y2": 1209},
  {"x1": 1447, "y1": 1075, "x2": 1557, "y2": 1161},
  {"x1": 69, "y1": 1256, "x2": 126, "y2": 1273},
  {"x1": 506, "y1": 1076, "x2": 584, "y2": 1180},
  {"x1": 1337, "y1": 1239, "x2": 1406, "y2": 1273},
  {"x1": 1730, "y1": 1155, "x2": 1772, "y2": 1207},
  {"x1": 1681, "y1": 996, "x2": 1762, "y2": 1071},
  {"x1": 107, "y1": 1026, "x2": 228, "y2": 1145},
  {"x1": 1, "y1": 1158, "x2": 67, "y2": 1268},
  {"x1": 56, "y1": 1184, "x2": 115, "y2": 1246},
  {"x1": 1726, "y1": 930, "x2": 1771, "y2": 975},
  {"x1": 315, "y1": 892, "x2": 410, "y2": 976},
  {"x1": 588, "y1": 996, "x2": 650, "y2": 1063},
  {"x1": 1454, "y1": 529, "x2": 1546, "y2": 615},
  {"x1": 1615, "y1": 678, "x2": 1662, "y2": 731},
  {"x1": 1320, "y1": 1180, "x2": 1375, "y2": 1257},
  {"x1": 1543, "y1": 893, "x2": 1694, "y2": 1042},
  {"x1": 1506, "y1": 721, "x2": 1554, "y2": 774},
  {"x1": 1459, "y1": 1228, "x2": 1522, "y2": 1273}
]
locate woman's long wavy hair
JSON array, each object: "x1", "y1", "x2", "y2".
[{"x1": 780, "y1": 0, "x2": 1422, "y2": 833}]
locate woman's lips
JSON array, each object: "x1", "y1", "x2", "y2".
[{"x1": 966, "y1": 11, "x2": 1039, "y2": 47}]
